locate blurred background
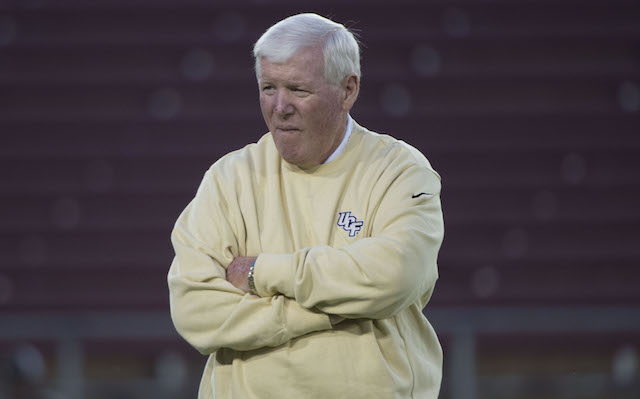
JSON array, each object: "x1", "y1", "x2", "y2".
[{"x1": 1, "y1": 0, "x2": 639, "y2": 398}]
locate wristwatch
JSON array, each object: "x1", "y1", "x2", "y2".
[{"x1": 247, "y1": 259, "x2": 258, "y2": 295}]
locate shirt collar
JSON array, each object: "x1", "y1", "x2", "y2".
[{"x1": 323, "y1": 114, "x2": 353, "y2": 164}]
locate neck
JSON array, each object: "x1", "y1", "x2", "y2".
[{"x1": 317, "y1": 114, "x2": 348, "y2": 165}]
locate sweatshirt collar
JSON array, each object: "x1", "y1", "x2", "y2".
[{"x1": 323, "y1": 114, "x2": 353, "y2": 164}]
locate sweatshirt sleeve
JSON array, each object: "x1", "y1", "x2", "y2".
[
  {"x1": 254, "y1": 161, "x2": 444, "y2": 320},
  {"x1": 168, "y1": 168, "x2": 332, "y2": 354}
]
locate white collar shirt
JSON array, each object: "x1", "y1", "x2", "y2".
[{"x1": 323, "y1": 114, "x2": 353, "y2": 164}]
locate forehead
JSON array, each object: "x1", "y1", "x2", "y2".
[{"x1": 259, "y1": 46, "x2": 325, "y2": 84}]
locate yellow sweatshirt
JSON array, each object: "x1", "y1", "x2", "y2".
[{"x1": 168, "y1": 121, "x2": 444, "y2": 399}]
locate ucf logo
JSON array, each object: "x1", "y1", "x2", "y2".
[{"x1": 337, "y1": 211, "x2": 364, "y2": 237}]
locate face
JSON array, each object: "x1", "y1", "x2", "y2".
[{"x1": 258, "y1": 46, "x2": 356, "y2": 168}]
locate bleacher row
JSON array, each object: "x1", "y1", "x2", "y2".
[
  {"x1": 1, "y1": 0, "x2": 639, "y2": 397},
  {"x1": 1, "y1": 0, "x2": 639, "y2": 311}
]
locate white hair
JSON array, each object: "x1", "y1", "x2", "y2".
[{"x1": 253, "y1": 13, "x2": 361, "y2": 86}]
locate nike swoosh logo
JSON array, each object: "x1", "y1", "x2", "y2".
[{"x1": 412, "y1": 192, "x2": 432, "y2": 198}]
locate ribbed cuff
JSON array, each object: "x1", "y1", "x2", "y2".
[{"x1": 253, "y1": 252, "x2": 296, "y2": 298}]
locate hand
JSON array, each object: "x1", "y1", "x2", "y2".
[{"x1": 226, "y1": 256, "x2": 257, "y2": 294}]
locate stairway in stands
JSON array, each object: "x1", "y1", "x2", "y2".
[{"x1": 1, "y1": 1, "x2": 639, "y2": 398}]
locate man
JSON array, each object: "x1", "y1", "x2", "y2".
[{"x1": 168, "y1": 13, "x2": 444, "y2": 399}]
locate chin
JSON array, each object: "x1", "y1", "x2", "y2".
[
  {"x1": 281, "y1": 153, "x2": 304, "y2": 165},
  {"x1": 274, "y1": 139, "x2": 301, "y2": 161}
]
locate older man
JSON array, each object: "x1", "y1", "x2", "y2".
[{"x1": 168, "y1": 13, "x2": 444, "y2": 399}]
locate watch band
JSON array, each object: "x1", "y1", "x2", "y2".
[{"x1": 247, "y1": 259, "x2": 258, "y2": 295}]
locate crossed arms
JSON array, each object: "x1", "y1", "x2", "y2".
[{"x1": 168, "y1": 163, "x2": 443, "y2": 355}]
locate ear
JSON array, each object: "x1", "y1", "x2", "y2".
[{"x1": 341, "y1": 74, "x2": 360, "y2": 112}]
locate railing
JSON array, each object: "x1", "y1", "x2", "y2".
[{"x1": 2, "y1": 306, "x2": 639, "y2": 399}]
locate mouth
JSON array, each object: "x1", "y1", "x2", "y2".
[{"x1": 275, "y1": 127, "x2": 300, "y2": 133}]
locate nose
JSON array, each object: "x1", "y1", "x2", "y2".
[{"x1": 274, "y1": 90, "x2": 294, "y2": 116}]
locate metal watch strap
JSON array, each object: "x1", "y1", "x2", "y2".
[{"x1": 247, "y1": 259, "x2": 258, "y2": 295}]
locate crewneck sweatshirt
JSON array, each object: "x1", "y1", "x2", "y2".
[{"x1": 168, "y1": 121, "x2": 444, "y2": 399}]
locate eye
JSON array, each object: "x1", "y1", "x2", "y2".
[
  {"x1": 291, "y1": 87, "x2": 310, "y2": 97},
  {"x1": 261, "y1": 85, "x2": 275, "y2": 94}
]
